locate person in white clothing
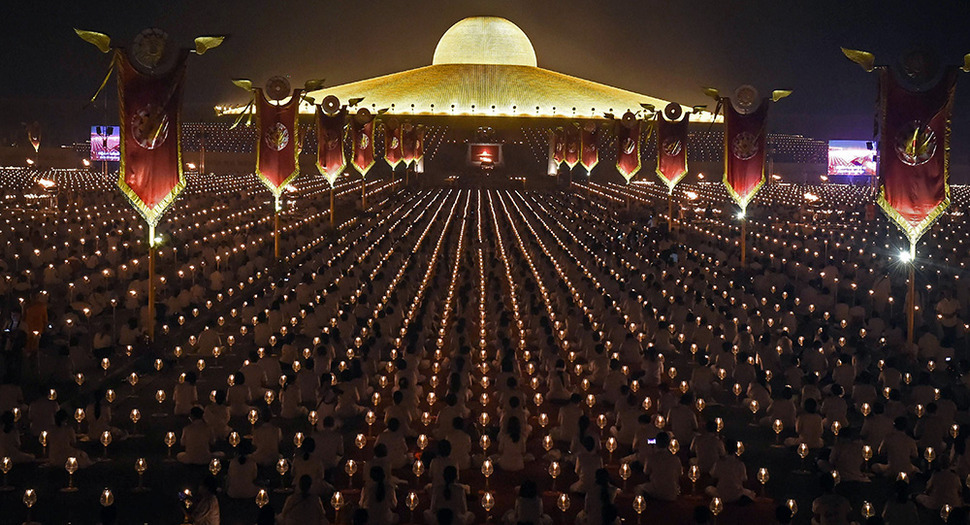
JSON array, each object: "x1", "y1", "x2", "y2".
[
  {"x1": 189, "y1": 476, "x2": 220, "y2": 525},
  {"x1": 278, "y1": 475, "x2": 329, "y2": 525},
  {"x1": 705, "y1": 440, "x2": 754, "y2": 503},
  {"x1": 178, "y1": 407, "x2": 219, "y2": 465}
]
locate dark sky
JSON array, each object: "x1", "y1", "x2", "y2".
[{"x1": 4, "y1": 0, "x2": 970, "y2": 149}]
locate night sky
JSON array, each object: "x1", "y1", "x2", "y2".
[{"x1": 4, "y1": 0, "x2": 970, "y2": 153}]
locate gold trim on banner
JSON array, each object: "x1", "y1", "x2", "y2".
[
  {"x1": 655, "y1": 114, "x2": 688, "y2": 193},
  {"x1": 315, "y1": 110, "x2": 346, "y2": 187},
  {"x1": 876, "y1": 187, "x2": 950, "y2": 247},
  {"x1": 415, "y1": 126, "x2": 426, "y2": 164},
  {"x1": 116, "y1": 50, "x2": 187, "y2": 228},
  {"x1": 316, "y1": 148, "x2": 346, "y2": 188},
  {"x1": 564, "y1": 127, "x2": 579, "y2": 169},
  {"x1": 384, "y1": 123, "x2": 402, "y2": 169},
  {"x1": 656, "y1": 167, "x2": 687, "y2": 194},
  {"x1": 615, "y1": 123, "x2": 641, "y2": 183},
  {"x1": 353, "y1": 122, "x2": 376, "y2": 178},
  {"x1": 580, "y1": 124, "x2": 599, "y2": 173},
  {"x1": 722, "y1": 104, "x2": 765, "y2": 213},
  {"x1": 876, "y1": 77, "x2": 952, "y2": 246},
  {"x1": 656, "y1": 153, "x2": 687, "y2": 194},
  {"x1": 255, "y1": 89, "x2": 302, "y2": 198}
]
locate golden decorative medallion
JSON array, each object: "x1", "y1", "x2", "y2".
[
  {"x1": 130, "y1": 105, "x2": 170, "y2": 150},
  {"x1": 732, "y1": 132, "x2": 759, "y2": 161},
  {"x1": 264, "y1": 123, "x2": 290, "y2": 152}
]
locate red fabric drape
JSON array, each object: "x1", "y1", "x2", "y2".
[
  {"x1": 401, "y1": 123, "x2": 417, "y2": 165},
  {"x1": 315, "y1": 107, "x2": 346, "y2": 185},
  {"x1": 384, "y1": 121, "x2": 403, "y2": 168},
  {"x1": 564, "y1": 126, "x2": 581, "y2": 168},
  {"x1": 580, "y1": 125, "x2": 599, "y2": 173},
  {"x1": 877, "y1": 67, "x2": 956, "y2": 244},
  {"x1": 414, "y1": 125, "x2": 425, "y2": 163},
  {"x1": 351, "y1": 119, "x2": 376, "y2": 177},
  {"x1": 656, "y1": 113, "x2": 689, "y2": 191},
  {"x1": 723, "y1": 99, "x2": 768, "y2": 211},
  {"x1": 256, "y1": 88, "x2": 302, "y2": 195},
  {"x1": 116, "y1": 49, "x2": 189, "y2": 225},
  {"x1": 553, "y1": 128, "x2": 566, "y2": 165},
  {"x1": 616, "y1": 121, "x2": 642, "y2": 182}
]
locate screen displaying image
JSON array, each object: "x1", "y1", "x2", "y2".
[
  {"x1": 91, "y1": 125, "x2": 120, "y2": 162},
  {"x1": 467, "y1": 143, "x2": 503, "y2": 168},
  {"x1": 828, "y1": 140, "x2": 876, "y2": 177}
]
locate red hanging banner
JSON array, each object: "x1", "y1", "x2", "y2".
[
  {"x1": 580, "y1": 122, "x2": 599, "y2": 173},
  {"x1": 315, "y1": 106, "x2": 346, "y2": 186},
  {"x1": 656, "y1": 110, "x2": 689, "y2": 192},
  {"x1": 553, "y1": 128, "x2": 566, "y2": 166},
  {"x1": 401, "y1": 122, "x2": 417, "y2": 165},
  {"x1": 414, "y1": 125, "x2": 425, "y2": 163},
  {"x1": 384, "y1": 119, "x2": 403, "y2": 168},
  {"x1": 615, "y1": 119, "x2": 641, "y2": 182},
  {"x1": 351, "y1": 118, "x2": 376, "y2": 177},
  {"x1": 564, "y1": 125, "x2": 581, "y2": 169},
  {"x1": 255, "y1": 88, "x2": 302, "y2": 195},
  {"x1": 723, "y1": 99, "x2": 768, "y2": 212},
  {"x1": 27, "y1": 122, "x2": 41, "y2": 153},
  {"x1": 117, "y1": 48, "x2": 189, "y2": 226},
  {"x1": 877, "y1": 67, "x2": 956, "y2": 245}
]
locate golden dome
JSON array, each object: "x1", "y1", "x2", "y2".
[{"x1": 432, "y1": 17, "x2": 537, "y2": 67}]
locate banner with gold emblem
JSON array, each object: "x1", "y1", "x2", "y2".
[
  {"x1": 315, "y1": 106, "x2": 346, "y2": 186},
  {"x1": 615, "y1": 114, "x2": 641, "y2": 183},
  {"x1": 656, "y1": 103, "x2": 689, "y2": 192},
  {"x1": 401, "y1": 121, "x2": 417, "y2": 165},
  {"x1": 27, "y1": 122, "x2": 41, "y2": 153},
  {"x1": 384, "y1": 118, "x2": 403, "y2": 168},
  {"x1": 351, "y1": 117, "x2": 376, "y2": 177},
  {"x1": 564, "y1": 125, "x2": 581, "y2": 169},
  {"x1": 876, "y1": 64, "x2": 956, "y2": 246},
  {"x1": 553, "y1": 128, "x2": 566, "y2": 166},
  {"x1": 580, "y1": 122, "x2": 599, "y2": 173},
  {"x1": 723, "y1": 87, "x2": 768, "y2": 212},
  {"x1": 414, "y1": 125, "x2": 425, "y2": 164},
  {"x1": 255, "y1": 87, "x2": 302, "y2": 195},
  {"x1": 116, "y1": 41, "x2": 190, "y2": 226}
]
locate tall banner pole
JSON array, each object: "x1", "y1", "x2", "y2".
[
  {"x1": 76, "y1": 28, "x2": 223, "y2": 344},
  {"x1": 274, "y1": 194, "x2": 281, "y2": 260},
  {"x1": 243, "y1": 80, "x2": 305, "y2": 264},
  {"x1": 656, "y1": 103, "x2": 690, "y2": 232},
  {"x1": 907, "y1": 246, "x2": 915, "y2": 344},
  {"x1": 330, "y1": 184, "x2": 335, "y2": 227},
  {"x1": 350, "y1": 116, "x2": 375, "y2": 208},
  {"x1": 615, "y1": 112, "x2": 642, "y2": 198},
  {"x1": 709, "y1": 85, "x2": 790, "y2": 269},
  {"x1": 740, "y1": 219, "x2": 747, "y2": 267},
  {"x1": 668, "y1": 191, "x2": 674, "y2": 232},
  {"x1": 841, "y1": 47, "x2": 965, "y2": 344},
  {"x1": 314, "y1": 102, "x2": 346, "y2": 227},
  {"x1": 200, "y1": 132, "x2": 206, "y2": 174},
  {"x1": 147, "y1": 224, "x2": 156, "y2": 341}
]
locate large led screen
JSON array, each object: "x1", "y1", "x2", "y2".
[
  {"x1": 91, "y1": 126, "x2": 120, "y2": 162},
  {"x1": 828, "y1": 140, "x2": 876, "y2": 177}
]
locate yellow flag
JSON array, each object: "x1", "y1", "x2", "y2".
[{"x1": 75, "y1": 29, "x2": 111, "y2": 53}]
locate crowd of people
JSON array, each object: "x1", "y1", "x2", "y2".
[{"x1": 1, "y1": 168, "x2": 970, "y2": 524}]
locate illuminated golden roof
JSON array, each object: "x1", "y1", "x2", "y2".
[
  {"x1": 216, "y1": 16, "x2": 719, "y2": 123},
  {"x1": 296, "y1": 64, "x2": 716, "y2": 121},
  {"x1": 433, "y1": 17, "x2": 537, "y2": 67}
]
